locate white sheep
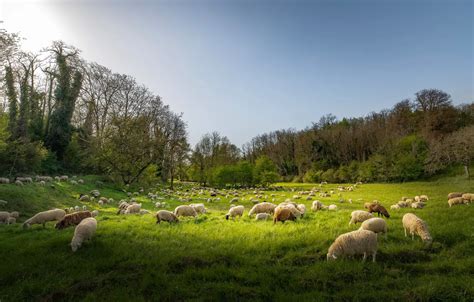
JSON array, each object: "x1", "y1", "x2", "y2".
[
  {"x1": 411, "y1": 201, "x2": 425, "y2": 209},
  {"x1": 390, "y1": 204, "x2": 400, "y2": 210},
  {"x1": 327, "y1": 229, "x2": 378, "y2": 262},
  {"x1": 71, "y1": 217, "x2": 97, "y2": 252},
  {"x1": 248, "y1": 202, "x2": 277, "y2": 217},
  {"x1": 125, "y1": 203, "x2": 142, "y2": 214},
  {"x1": 359, "y1": 217, "x2": 388, "y2": 238},
  {"x1": 349, "y1": 210, "x2": 373, "y2": 225},
  {"x1": 174, "y1": 205, "x2": 197, "y2": 217},
  {"x1": 402, "y1": 213, "x2": 432, "y2": 245},
  {"x1": 139, "y1": 209, "x2": 150, "y2": 215},
  {"x1": 225, "y1": 205, "x2": 244, "y2": 220},
  {"x1": 15, "y1": 180, "x2": 24, "y2": 186},
  {"x1": 311, "y1": 200, "x2": 323, "y2": 212},
  {"x1": 7, "y1": 217, "x2": 16, "y2": 224},
  {"x1": 229, "y1": 197, "x2": 239, "y2": 203},
  {"x1": 448, "y1": 197, "x2": 465, "y2": 207},
  {"x1": 0, "y1": 211, "x2": 10, "y2": 224},
  {"x1": 79, "y1": 195, "x2": 90, "y2": 202},
  {"x1": 156, "y1": 210, "x2": 179, "y2": 223},
  {"x1": 328, "y1": 204, "x2": 337, "y2": 211},
  {"x1": 462, "y1": 193, "x2": 473, "y2": 203},
  {"x1": 10, "y1": 211, "x2": 19, "y2": 218},
  {"x1": 255, "y1": 213, "x2": 271, "y2": 221},
  {"x1": 296, "y1": 204, "x2": 306, "y2": 217},
  {"x1": 0, "y1": 177, "x2": 10, "y2": 184},
  {"x1": 23, "y1": 209, "x2": 66, "y2": 228},
  {"x1": 189, "y1": 203, "x2": 207, "y2": 214},
  {"x1": 91, "y1": 210, "x2": 99, "y2": 217}
]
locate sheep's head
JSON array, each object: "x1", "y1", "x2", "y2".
[
  {"x1": 71, "y1": 241, "x2": 81, "y2": 252},
  {"x1": 55, "y1": 221, "x2": 65, "y2": 230},
  {"x1": 22, "y1": 222, "x2": 30, "y2": 229},
  {"x1": 326, "y1": 253, "x2": 337, "y2": 261}
]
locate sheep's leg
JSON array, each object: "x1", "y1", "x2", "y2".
[
  {"x1": 411, "y1": 232, "x2": 414, "y2": 240},
  {"x1": 362, "y1": 252, "x2": 367, "y2": 261},
  {"x1": 42, "y1": 223, "x2": 46, "y2": 228},
  {"x1": 372, "y1": 252, "x2": 376, "y2": 263},
  {"x1": 404, "y1": 228, "x2": 407, "y2": 237}
]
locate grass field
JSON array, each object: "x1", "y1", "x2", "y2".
[{"x1": 0, "y1": 176, "x2": 473, "y2": 301}]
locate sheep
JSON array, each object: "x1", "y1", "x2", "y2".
[
  {"x1": 7, "y1": 217, "x2": 16, "y2": 224},
  {"x1": 59, "y1": 175, "x2": 69, "y2": 182},
  {"x1": 17, "y1": 177, "x2": 33, "y2": 183},
  {"x1": 349, "y1": 210, "x2": 373, "y2": 225},
  {"x1": 70, "y1": 180, "x2": 78, "y2": 185},
  {"x1": 0, "y1": 211, "x2": 10, "y2": 224},
  {"x1": 462, "y1": 193, "x2": 473, "y2": 203},
  {"x1": 225, "y1": 205, "x2": 244, "y2": 220},
  {"x1": 78, "y1": 179, "x2": 84, "y2": 184},
  {"x1": 328, "y1": 204, "x2": 337, "y2": 211},
  {"x1": 0, "y1": 200, "x2": 7, "y2": 206},
  {"x1": 55, "y1": 211, "x2": 92, "y2": 229},
  {"x1": 419, "y1": 195, "x2": 429, "y2": 202},
  {"x1": 229, "y1": 197, "x2": 239, "y2": 203},
  {"x1": 278, "y1": 203, "x2": 303, "y2": 218},
  {"x1": 296, "y1": 204, "x2": 306, "y2": 217},
  {"x1": 90, "y1": 190, "x2": 100, "y2": 197},
  {"x1": 139, "y1": 209, "x2": 150, "y2": 215},
  {"x1": 359, "y1": 217, "x2": 388, "y2": 238},
  {"x1": 91, "y1": 210, "x2": 99, "y2": 217},
  {"x1": 71, "y1": 217, "x2": 97, "y2": 252},
  {"x1": 402, "y1": 213, "x2": 432, "y2": 245},
  {"x1": 327, "y1": 229, "x2": 378, "y2": 262},
  {"x1": 23, "y1": 209, "x2": 66, "y2": 229},
  {"x1": 248, "y1": 202, "x2": 277, "y2": 217},
  {"x1": 117, "y1": 201, "x2": 130, "y2": 214},
  {"x1": 36, "y1": 176, "x2": 53, "y2": 182},
  {"x1": 0, "y1": 177, "x2": 10, "y2": 184},
  {"x1": 397, "y1": 201, "x2": 409, "y2": 208},
  {"x1": 125, "y1": 203, "x2": 142, "y2": 214},
  {"x1": 15, "y1": 180, "x2": 24, "y2": 186},
  {"x1": 367, "y1": 204, "x2": 390, "y2": 218},
  {"x1": 255, "y1": 213, "x2": 271, "y2": 221},
  {"x1": 448, "y1": 197, "x2": 465, "y2": 207},
  {"x1": 390, "y1": 204, "x2": 400, "y2": 210},
  {"x1": 174, "y1": 205, "x2": 197, "y2": 217},
  {"x1": 10, "y1": 211, "x2": 19, "y2": 218},
  {"x1": 79, "y1": 194, "x2": 90, "y2": 202},
  {"x1": 311, "y1": 200, "x2": 323, "y2": 212},
  {"x1": 74, "y1": 206, "x2": 80, "y2": 212},
  {"x1": 364, "y1": 201, "x2": 380, "y2": 209},
  {"x1": 189, "y1": 203, "x2": 207, "y2": 214},
  {"x1": 156, "y1": 210, "x2": 179, "y2": 224},
  {"x1": 273, "y1": 206, "x2": 297, "y2": 224},
  {"x1": 411, "y1": 201, "x2": 425, "y2": 209},
  {"x1": 448, "y1": 192, "x2": 463, "y2": 200}
]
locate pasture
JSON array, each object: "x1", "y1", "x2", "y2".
[{"x1": 0, "y1": 176, "x2": 473, "y2": 301}]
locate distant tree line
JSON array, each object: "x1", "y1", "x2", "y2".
[{"x1": 0, "y1": 31, "x2": 188, "y2": 186}]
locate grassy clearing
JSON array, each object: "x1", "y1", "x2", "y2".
[{"x1": 0, "y1": 176, "x2": 473, "y2": 301}]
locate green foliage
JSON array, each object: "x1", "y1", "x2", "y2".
[
  {"x1": 254, "y1": 155, "x2": 279, "y2": 185},
  {"x1": 211, "y1": 161, "x2": 254, "y2": 187},
  {"x1": 0, "y1": 140, "x2": 47, "y2": 176},
  {"x1": 5, "y1": 66, "x2": 18, "y2": 136}
]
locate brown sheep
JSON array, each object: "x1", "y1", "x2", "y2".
[
  {"x1": 447, "y1": 192, "x2": 463, "y2": 200},
  {"x1": 273, "y1": 207, "x2": 297, "y2": 224},
  {"x1": 367, "y1": 204, "x2": 390, "y2": 218},
  {"x1": 55, "y1": 211, "x2": 92, "y2": 229}
]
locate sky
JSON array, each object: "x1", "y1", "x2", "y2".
[{"x1": 1, "y1": 0, "x2": 473, "y2": 147}]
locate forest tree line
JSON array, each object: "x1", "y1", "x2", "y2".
[{"x1": 1, "y1": 31, "x2": 473, "y2": 186}]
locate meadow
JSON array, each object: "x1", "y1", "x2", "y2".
[{"x1": 0, "y1": 176, "x2": 473, "y2": 301}]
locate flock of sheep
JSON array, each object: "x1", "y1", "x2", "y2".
[{"x1": 1, "y1": 176, "x2": 473, "y2": 261}]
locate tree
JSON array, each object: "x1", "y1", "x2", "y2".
[
  {"x1": 254, "y1": 155, "x2": 279, "y2": 186},
  {"x1": 415, "y1": 89, "x2": 452, "y2": 112}
]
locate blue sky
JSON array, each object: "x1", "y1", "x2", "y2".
[{"x1": 1, "y1": 0, "x2": 473, "y2": 146}]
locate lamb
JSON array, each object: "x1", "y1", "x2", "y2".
[
  {"x1": 448, "y1": 197, "x2": 465, "y2": 207},
  {"x1": 411, "y1": 201, "x2": 425, "y2": 209},
  {"x1": 174, "y1": 205, "x2": 197, "y2": 217},
  {"x1": 189, "y1": 203, "x2": 207, "y2": 214},
  {"x1": 273, "y1": 206, "x2": 297, "y2": 224},
  {"x1": 311, "y1": 200, "x2": 323, "y2": 212},
  {"x1": 71, "y1": 217, "x2": 97, "y2": 252},
  {"x1": 248, "y1": 202, "x2": 277, "y2": 217},
  {"x1": 225, "y1": 205, "x2": 244, "y2": 220},
  {"x1": 23, "y1": 209, "x2": 66, "y2": 228},
  {"x1": 367, "y1": 204, "x2": 390, "y2": 218},
  {"x1": 0, "y1": 177, "x2": 10, "y2": 184},
  {"x1": 327, "y1": 229, "x2": 378, "y2": 262},
  {"x1": 156, "y1": 210, "x2": 179, "y2": 224},
  {"x1": 296, "y1": 204, "x2": 306, "y2": 217},
  {"x1": 448, "y1": 192, "x2": 463, "y2": 199},
  {"x1": 55, "y1": 211, "x2": 92, "y2": 229},
  {"x1": 255, "y1": 213, "x2": 271, "y2": 221},
  {"x1": 349, "y1": 210, "x2": 373, "y2": 225},
  {"x1": 402, "y1": 213, "x2": 432, "y2": 245},
  {"x1": 125, "y1": 203, "x2": 142, "y2": 214},
  {"x1": 359, "y1": 217, "x2": 388, "y2": 238}
]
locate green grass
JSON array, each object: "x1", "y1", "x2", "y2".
[{"x1": 0, "y1": 176, "x2": 473, "y2": 301}]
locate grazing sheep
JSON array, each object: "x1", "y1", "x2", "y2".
[
  {"x1": 230, "y1": 197, "x2": 239, "y2": 203},
  {"x1": 327, "y1": 229, "x2": 378, "y2": 262},
  {"x1": 402, "y1": 213, "x2": 432, "y2": 245},
  {"x1": 0, "y1": 212, "x2": 11, "y2": 224},
  {"x1": 125, "y1": 203, "x2": 142, "y2": 214},
  {"x1": 367, "y1": 204, "x2": 390, "y2": 218},
  {"x1": 273, "y1": 206, "x2": 297, "y2": 224},
  {"x1": 448, "y1": 192, "x2": 463, "y2": 199},
  {"x1": 71, "y1": 217, "x2": 97, "y2": 252},
  {"x1": 15, "y1": 180, "x2": 24, "y2": 186},
  {"x1": 91, "y1": 210, "x2": 99, "y2": 217},
  {"x1": 390, "y1": 204, "x2": 400, "y2": 210},
  {"x1": 55, "y1": 211, "x2": 92, "y2": 229},
  {"x1": 90, "y1": 190, "x2": 100, "y2": 198},
  {"x1": 225, "y1": 205, "x2": 244, "y2": 220},
  {"x1": 139, "y1": 209, "x2": 150, "y2": 215},
  {"x1": 79, "y1": 194, "x2": 90, "y2": 202},
  {"x1": 0, "y1": 177, "x2": 10, "y2": 184},
  {"x1": 411, "y1": 201, "x2": 425, "y2": 209},
  {"x1": 189, "y1": 203, "x2": 207, "y2": 214},
  {"x1": 349, "y1": 210, "x2": 373, "y2": 225},
  {"x1": 448, "y1": 197, "x2": 465, "y2": 207},
  {"x1": 17, "y1": 177, "x2": 33, "y2": 183},
  {"x1": 255, "y1": 213, "x2": 271, "y2": 221},
  {"x1": 397, "y1": 201, "x2": 409, "y2": 208},
  {"x1": 328, "y1": 204, "x2": 338, "y2": 211},
  {"x1": 74, "y1": 206, "x2": 80, "y2": 212},
  {"x1": 174, "y1": 205, "x2": 197, "y2": 217},
  {"x1": 7, "y1": 217, "x2": 16, "y2": 224},
  {"x1": 70, "y1": 180, "x2": 78, "y2": 185},
  {"x1": 419, "y1": 195, "x2": 429, "y2": 202},
  {"x1": 364, "y1": 201, "x2": 380, "y2": 209},
  {"x1": 78, "y1": 179, "x2": 84, "y2": 184},
  {"x1": 23, "y1": 209, "x2": 66, "y2": 229},
  {"x1": 10, "y1": 211, "x2": 19, "y2": 218},
  {"x1": 296, "y1": 204, "x2": 306, "y2": 217},
  {"x1": 248, "y1": 202, "x2": 277, "y2": 217},
  {"x1": 156, "y1": 210, "x2": 179, "y2": 224},
  {"x1": 462, "y1": 193, "x2": 473, "y2": 203},
  {"x1": 359, "y1": 218, "x2": 388, "y2": 238},
  {"x1": 311, "y1": 200, "x2": 323, "y2": 212},
  {"x1": 59, "y1": 175, "x2": 69, "y2": 182}
]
